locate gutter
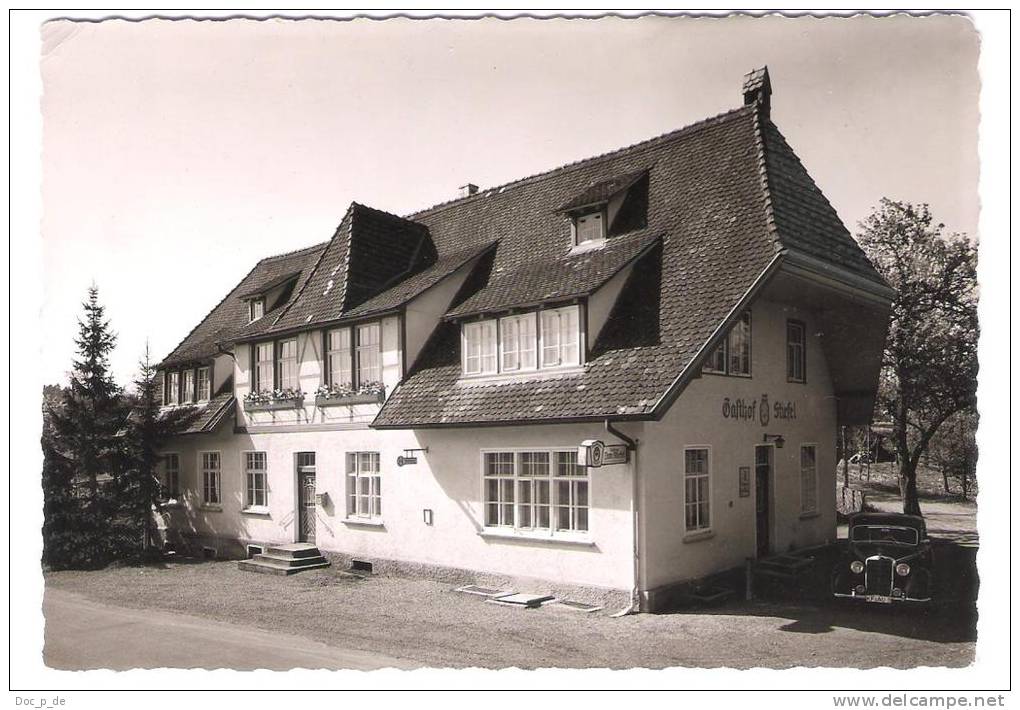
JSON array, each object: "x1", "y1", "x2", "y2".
[{"x1": 604, "y1": 420, "x2": 642, "y2": 616}]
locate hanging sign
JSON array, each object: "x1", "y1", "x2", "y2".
[{"x1": 578, "y1": 439, "x2": 629, "y2": 467}]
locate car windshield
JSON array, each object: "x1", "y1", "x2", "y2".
[{"x1": 850, "y1": 525, "x2": 919, "y2": 545}]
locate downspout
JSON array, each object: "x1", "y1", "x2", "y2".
[{"x1": 605, "y1": 419, "x2": 642, "y2": 617}]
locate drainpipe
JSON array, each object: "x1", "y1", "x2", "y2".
[{"x1": 604, "y1": 419, "x2": 641, "y2": 617}]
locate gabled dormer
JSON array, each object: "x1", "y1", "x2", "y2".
[
  {"x1": 238, "y1": 269, "x2": 303, "y2": 324},
  {"x1": 558, "y1": 168, "x2": 650, "y2": 252}
]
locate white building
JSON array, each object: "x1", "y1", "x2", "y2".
[{"x1": 155, "y1": 68, "x2": 893, "y2": 611}]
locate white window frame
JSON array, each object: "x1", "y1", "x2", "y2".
[
  {"x1": 800, "y1": 443, "x2": 818, "y2": 515},
  {"x1": 573, "y1": 208, "x2": 607, "y2": 246},
  {"x1": 498, "y1": 312, "x2": 537, "y2": 373},
  {"x1": 277, "y1": 338, "x2": 299, "y2": 392},
  {"x1": 182, "y1": 369, "x2": 195, "y2": 404},
  {"x1": 199, "y1": 451, "x2": 222, "y2": 508},
  {"x1": 539, "y1": 305, "x2": 581, "y2": 369},
  {"x1": 243, "y1": 450, "x2": 269, "y2": 511},
  {"x1": 166, "y1": 371, "x2": 180, "y2": 405},
  {"x1": 683, "y1": 446, "x2": 712, "y2": 534},
  {"x1": 162, "y1": 452, "x2": 181, "y2": 500},
  {"x1": 355, "y1": 323, "x2": 382, "y2": 386},
  {"x1": 196, "y1": 366, "x2": 211, "y2": 402},
  {"x1": 462, "y1": 320, "x2": 497, "y2": 376},
  {"x1": 480, "y1": 448, "x2": 591, "y2": 539},
  {"x1": 702, "y1": 311, "x2": 752, "y2": 377},
  {"x1": 346, "y1": 451, "x2": 381, "y2": 520},
  {"x1": 254, "y1": 342, "x2": 274, "y2": 393},
  {"x1": 326, "y1": 327, "x2": 353, "y2": 388},
  {"x1": 249, "y1": 298, "x2": 265, "y2": 323}
]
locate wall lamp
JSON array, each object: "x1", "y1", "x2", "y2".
[{"x1": 762, "y1": 434, "x2": 785, "y2": 449}]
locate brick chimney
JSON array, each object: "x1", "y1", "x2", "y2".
[
  {"x1": 742, "y1": 66, "x2": 772, "y2": 118},
  {"x1": 459, "y1": 183, "x2": 479, "y2": 198}
]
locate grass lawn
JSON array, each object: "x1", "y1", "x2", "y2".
[{"x1": 45, "y1": 557, "x2": 976, "y2": 670}]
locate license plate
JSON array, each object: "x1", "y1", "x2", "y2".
[{"x1": 865, "y1": 595, "x2": 893, "y2": 604}]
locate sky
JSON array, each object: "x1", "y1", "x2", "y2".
[{"x1": 40, "y1": 13, "x2": 980, "y2": 387}]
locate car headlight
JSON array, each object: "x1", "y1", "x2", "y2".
[
  {"x1": 850, "y1": 560, "x2": 864, "y2": 574},
  {"x1": 895, "y1": 563, "x2": 911, "y2": 577}
]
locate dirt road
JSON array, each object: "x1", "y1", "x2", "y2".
[{"x1": 44, "y1": 587, "x2": 416, "y2": 671}]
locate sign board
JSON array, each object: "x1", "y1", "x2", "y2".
[
  {"x1": 396, "y1": 455, "x2": 417, "y2": 467},
  {"x1": 578, "y1": 439, "x2": 629, "y2": 468}
]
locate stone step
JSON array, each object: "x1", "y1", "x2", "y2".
[
  {"x1": 252, "y1": 552, "x2": 331, "y2": 568},
  {"x1": 264, "y1": 543, "x2": 324, "y2": 560},
  {"x1": 238, "y1": 556, "x2": 332, "y2": 576}
]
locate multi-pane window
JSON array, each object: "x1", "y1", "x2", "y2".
[
  {"x1": 684, "y1": 448, "x2": 710, "y2": 532},
  {"x1": 196, "y1": 367, "x2": 211, "y2": 402},
  {"x1": 540, "y1": 306, "x2": 580, "y2": 368},
  {"x1": 327, "y1": 328, "x2": 353, "y2": 388},
  {"x1": 575, "y1": 210, "x2": 605, "y2": 244},
  {"x1": 167, "y1": 372, "x2": 180, "y2": 405},
  {"x1": 249, "y1": 298, "x2": 265, "y2": 322},
  {"x1": 245, "y1": 451, "x2": 268, "y2": 508},
  {"x1": 182, "y1": 369, "x2": 195, "y2": 404},
  {"x1": 463, "y1": 320, "x2": 498, "y2": 376},
  {"x1": 201, "y1": 452, "x2": 221, "y2": 506},
  {"x1": 800, "y1": 445, "x2": 818, "y2": 514},
  {"x1": 703, "y1": 311, "x2": 752, "y2": 377},
  {"x1": 162, "y1": 453, "x2": 180, "y2": 499},
  {"x1": 355, "y1": 324, "x2": 381, "y2": 385},
  {"x1": 346, "y1": 452, "x2": 381, "y2": 519},
  {"x1": 499, "y1": 313, "x2": 537, "y2": 372},
  {"x1": 277, "y1": 339, "x2": 299, "y2": 391},
  {"x1": 787, "y1": 320, "x2": 806, "y2": 383},
  {"x1": 254, "y1": 342, "x2": 274, "y2": 392},
  {"x1": 463, "y1": 305, "x2": 581, "y2": 377},
  {"x1": 483, "y1": 450, "x2": 590, "y2": 535}
]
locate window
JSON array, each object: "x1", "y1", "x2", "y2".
[
  {"x1": 346, "y1": 452, "x2": 381, "y2": 519},
  {"x1": 249, "y1": 298, "x2": 265, "y2": 323},
  {"x1": 196, "y1": 366, "x2": 211, "y2": 402},
  {"x1": 787, "y1": 320, "x2": 806, "y2": 383},
  {"x1": 244, "y1": 451, "x2": 268, "y2": 509},
  {"x1": 166, "y1": 371, "x2": 180, "y2": 405},
  {"x1": 702, "y1": 311, "x2": 752, "y2": 377},
  {"x1": 182, "y1": 369, "x2": 195, "y2": 404},
  {"x1": 254, "y1": 342, "x2": 274, "y2": 392},
  {"x1": 277, "y1": 338, "x2": 298, "y2": 391},
  {"x1": 499, "y1": 313, "x2": 537, "y2": 372},
  {"x1": 463, "y1": 320, "x2": 497, "y2": 376},
  {"x1": 684, "y1": 448, "x2": 710, "y2": 532},
  {"x1": 540, "y1": 306, "x2": 580, "y2": 368},
  {"x1": 574, "y1": 210, "x2": 606, "y2": 244},
  {"x1": 201, "y1": 452, "x2": 221, "y2": 506},
  {"x1": 162, "y1": 453, "x2": 180, "y2": 499},
  {"x1": 483, "y1": 450, "x2": 590, "y2": 536},
  {"x1": 355, "y1": 323, "x2": 381, "y2": 385},
  {"x1": 800, "y1": 445, "x2": 818, "y2": 514},
  {"x1": 326, "y1": 328, "x2": 353, "y2": 388}
]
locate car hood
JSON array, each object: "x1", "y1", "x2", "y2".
[{"x1": 849, "y1": 542, "x2": 927, "y2": 563}]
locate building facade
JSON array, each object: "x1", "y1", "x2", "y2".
[{"x1": 155, "y1": 68, "x2": 893, "y2": 610}]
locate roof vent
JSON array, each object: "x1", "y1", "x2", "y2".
[
  {"x1": 459, "y1": 183, "x2": 479, "y2": 198},
  {"x1": 742, "y1": 66, "x2": 772, "y2": 118}
]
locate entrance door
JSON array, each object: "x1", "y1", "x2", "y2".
[
  {"x1": 297, "y1": 452, "x2": 316, "y2": 544},
  {"x1": 754, "y1": 445, "x2": 772, "y2": 558}
]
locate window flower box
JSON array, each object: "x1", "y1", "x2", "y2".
[
  {"x1": 314, "y1": 382, "x2": 385, "y2": 407},
  {"x1": 244, "y1": 389, "x2": 305, "y2": 412}
]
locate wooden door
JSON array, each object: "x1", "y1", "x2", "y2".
[{"x1": 754, "y1": 445, "x2": 772, "y2": 558}]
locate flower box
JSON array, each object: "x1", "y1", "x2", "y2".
[
  {"x1": 315, "y1": 392, "x2": 383, "y2": 407},
  {"x1": 246, "y1": 397, "x2": 304, "y2": 412}
]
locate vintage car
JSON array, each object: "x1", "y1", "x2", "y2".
[{"x1": 832, "y1": 512, "x2": 933, "y2": 604}]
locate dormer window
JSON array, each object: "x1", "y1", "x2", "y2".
[
  {"x1": 249, "y1": 298, "x2": 265, "y2": 323},
  {"x1": 703, "y1": 311, "x2": 752, "y2": 377},
  {"x1": 461, "y1": 305, "x2": 582, "y2": 379},
  {"x1": 574, "y1": 210, "x2": 606, "y2": 246},
  {"x1": 166, "y1": 371, "x2": 180, "y2": 405}
]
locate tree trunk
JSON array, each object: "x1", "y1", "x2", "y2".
[
  {"x1": 942, "y1": 467, "x2": 951, "y2": 495},
  {"x1": 899, "y1": 456, "x2": 923, "y2": 516}
]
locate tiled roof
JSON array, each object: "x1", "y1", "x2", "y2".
[
  {"x1": 374, "y1": 95, "x2": 888, "y2": 428},
  {"x1": 255, "y1": 203, "x2": 433, "y2": 335},
  {"x1": 446, "y1": 231, "x2": 661, "y2": 319},
  {"x1": 237, "y1": 270, "x2": 302, "y2": 299},
  {"x1": 162, "y1": 393, "x2": 235, "y2": 435},
  {"x1": 343, "y1": 241, "x2": 498, "y2": 320},
  {"x1": 557, "y1": 168, "x2": 648, "y2": 212},
  {"x1": 160, "y1": 243, "x2": 326, "y2": 368}
]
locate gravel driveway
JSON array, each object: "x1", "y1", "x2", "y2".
[{"x1": 44, "y1": 558, "x2": 975, "y2": 670}]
